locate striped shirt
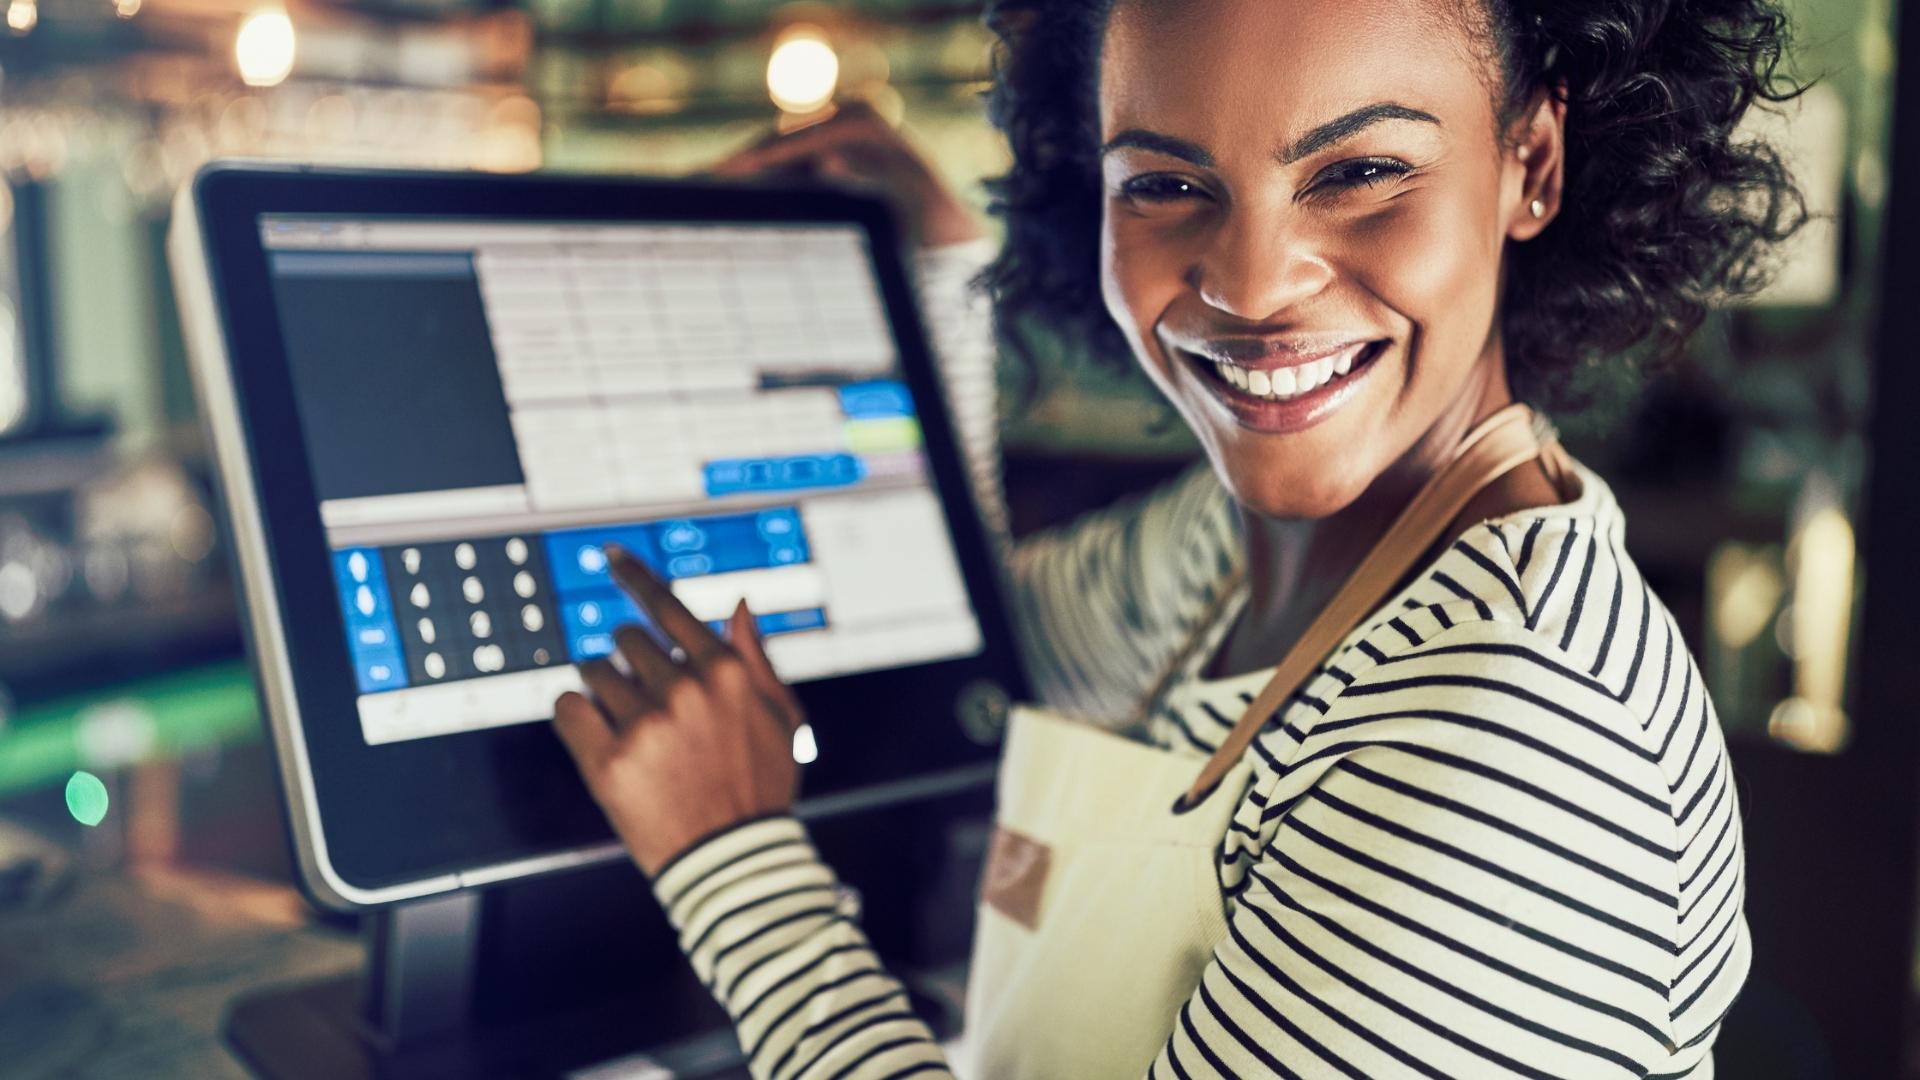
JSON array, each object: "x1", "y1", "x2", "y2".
[{"x1": 646, "y1": 243, "x2": 1748, "y2": 1079}]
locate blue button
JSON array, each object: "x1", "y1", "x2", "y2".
[
  {"x1": 838, "y1": 380, "x2": 915, "y2": 419},
  {"x1": 757, "y1": 511, "x2": 798, "y2": 539},
  {"x1": 703, "y1": 454, "x2": 865, "y2": 497},
  {"x1": 660, "y1": 522, "x2": 706, "y2": 553},
  {"x1": 669, "y1": 554, "x2": 714, "y2": 578}
]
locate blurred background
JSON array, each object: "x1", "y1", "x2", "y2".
[{"x1": 0, "y1": 0, "x2": 1913, "y2": 1076}]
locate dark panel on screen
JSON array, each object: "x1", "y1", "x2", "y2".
[{"x1": 270, "y1": 251, "x2": 524, "y2": 501}]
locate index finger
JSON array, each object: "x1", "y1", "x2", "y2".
[{"x1": 604, "y1": 544, "x2": 729, "y2": 668}]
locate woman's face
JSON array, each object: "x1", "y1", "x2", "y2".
[{"x1": 1099, "y1": 0, "x2": 1548, "y2": 520}]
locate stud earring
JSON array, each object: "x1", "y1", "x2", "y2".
[
  {"x1": 1516, "y1": 145, "x2": 1532, "y2": 163},
  {"x1": 1529, "y1": 198, "x2": 1546, "y2": 219}
]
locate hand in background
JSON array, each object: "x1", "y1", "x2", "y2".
[
  {"x1": 710, "y1": 101, "x2": 986, "y2": 250},
  {"x1": 551, "y1": 545, "x2": 805, "y2": 877}
]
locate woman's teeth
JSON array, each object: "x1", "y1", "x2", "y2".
[{"x1": 1212, "y1": 349, "x2": 1355, "y2": 402}]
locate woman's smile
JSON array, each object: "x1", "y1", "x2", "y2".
[{"x1": 1167, "y1": 333, "x2": 1391, "y2": 435}]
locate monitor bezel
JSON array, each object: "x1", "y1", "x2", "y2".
[{"x1": 174, "y1": 162, "x2": 1027, "y2": 911}]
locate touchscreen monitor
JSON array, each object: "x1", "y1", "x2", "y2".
[
  {"x1": 172, "y1": 167, "x2": 1023, "y2": 908},
  {"x1": 263, "y1": 216, "x2": 986, "y2": 746}
]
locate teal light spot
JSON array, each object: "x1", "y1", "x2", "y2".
[{"x1": 65, "y1": 771, "x2": 108, "y2": 827}]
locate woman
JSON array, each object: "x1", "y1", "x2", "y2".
[{"x1": 551, "y1": 0, "x2": 1803, "y2": 1075}]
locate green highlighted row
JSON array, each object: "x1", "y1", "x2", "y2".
[{"x1": 842, "y1": 416, "x2": 923, "y2": 455}]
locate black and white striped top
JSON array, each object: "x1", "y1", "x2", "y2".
[{"x1": 645, "y1": 244, "x2": 1748, "y2": 1079}]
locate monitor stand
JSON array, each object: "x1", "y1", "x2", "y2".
[
  {"x1": 225, "y1": 789, "x2": 986, "y2": 1078},
  {"x1": 221, "y1": 845, "x2": 973, "y2": 1079},
  {"x1": 223, "y1": 887, "x2": 766, "y2": 1079}
]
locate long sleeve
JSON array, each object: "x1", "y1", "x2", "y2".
[
  {"x1": 650, "y1": 816, "x2": 954, "y2": 1080},
  {"x1": 999, "y1": 460, "x2": 1232, "y2": 727}
]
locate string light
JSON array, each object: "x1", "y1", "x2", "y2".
[
  {"x1": 235, "y1": 10, "x2": 296, "y2": 89},
  {"x1": 6, "y1": 0, "x2": 37, "y2": 35},
  {"x1": 767, "y1": 25, "x2": 838, "y2": 114}
]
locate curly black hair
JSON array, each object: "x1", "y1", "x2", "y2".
[{"x1": 977, "y1": 0, "x2": 1809, "y2": 408}]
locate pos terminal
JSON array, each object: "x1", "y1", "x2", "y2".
[{"x1": 169, "y1": 163, "x2": 1023, "y2": 1076}]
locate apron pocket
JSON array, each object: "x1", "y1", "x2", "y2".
[{"x1": 980, "y1": 823, "x2": 1052, "y2": 931}]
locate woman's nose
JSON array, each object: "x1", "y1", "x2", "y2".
[{"x1": 1190, "y1": 214, "x2": 1333, "y2": 322}]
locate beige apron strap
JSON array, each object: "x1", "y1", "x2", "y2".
[{"x1": 1171, "y1": 403, "x2": 1557, "y2": 813}]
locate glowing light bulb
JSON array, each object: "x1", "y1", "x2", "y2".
[
  {"x1": 6, "y1": 0, "x2": 37, "y2": 34},
  {"x1": 767, "y1": 27, "x2": 838, "y2": 114},
  {"x1": 236, "y1": 10, "x2": 296, "y2": 88}
]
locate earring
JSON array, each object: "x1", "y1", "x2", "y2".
[
  {"x1": 1516, "y1": 145, "x2": 1532, "y2": 163},
  {"x1": 1529, "y1": 198, "x2": 1546, "y2": 219}
]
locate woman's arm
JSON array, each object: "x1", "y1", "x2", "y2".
[
  {"x1": 998, "y1": 459, "x2": 1230, "y2": 725},
  {"x1": 651, "y1": 815, "x2": 955, "y2": 1080},
  {"x1": 550, "y1": 544, "x2": 958, "y2": 1080}
]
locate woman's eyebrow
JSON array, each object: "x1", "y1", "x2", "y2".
[
  {"x1": 1098, "y1": 130, "x2": 1215, "y2": 167},
  {"x1": 1279, "y1": 103, "x2": 1442, "y2": 164},
  {"x1": 1100, "y1": 103, "x2": 1440, "y2": 169}
]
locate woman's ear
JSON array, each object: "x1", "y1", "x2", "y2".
[{"x1": 1506, "y1": 89, "x2": 1568, "y2": 242}]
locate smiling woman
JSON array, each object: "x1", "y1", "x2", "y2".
[{"x1": 554, "y1": 1, "x2": 1806, "y2": 1077}]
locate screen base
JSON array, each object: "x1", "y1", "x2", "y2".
[
  {"x1": 223, "y1": 886, "x2": 966, "y2": 1080},
  {"x1": 224, "y1": 970, "x2": 751, "y2": 1079}
]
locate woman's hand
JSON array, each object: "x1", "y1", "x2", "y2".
[
  {"x1": 710, "y1": 101, "x2": 986, "y2": 250},
  {"x1": 551, "y1": 545, "x2": 805, "y2": 878}
]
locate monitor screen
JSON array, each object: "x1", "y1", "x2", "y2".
[{"x1": 259, "y1": 215, "x2": 985, "y2": 748}]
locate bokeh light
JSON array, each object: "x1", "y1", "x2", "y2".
[
  {"x1": 65, "y1": 771, "x2": 109, "y2": 827},
  {"x1": 235, "y1": 10, "x2": 296, "y2": 89},
  {"x1": 766, "y1": 26, "x2": 838, "y2": 114}
]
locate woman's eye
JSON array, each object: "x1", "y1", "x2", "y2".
[
  {"x1": 1119, "y1": 175, "x2": 1207, "y2": 204},
  {"x1": 1312, "y1": 158, "x2": 1413, "y2": 194}
]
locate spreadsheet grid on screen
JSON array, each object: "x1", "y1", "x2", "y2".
[{"x1": 260, "y1": 216, "x2": 984, "y2": 746}]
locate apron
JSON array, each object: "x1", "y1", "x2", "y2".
[{"x1": 957, "y1": 403, "x2": 1573, "y2": 1079}]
